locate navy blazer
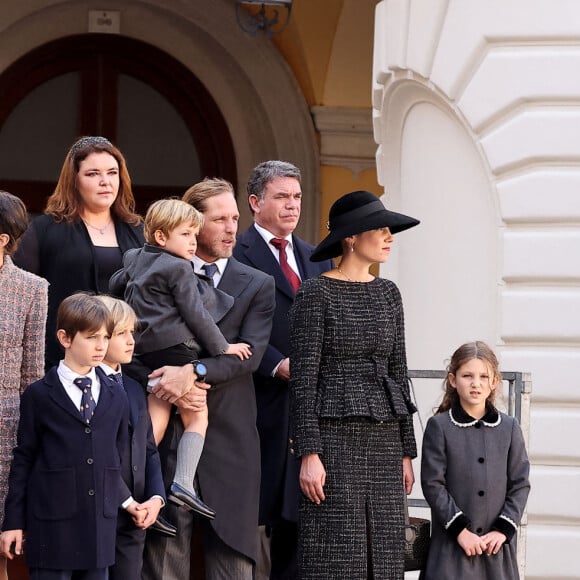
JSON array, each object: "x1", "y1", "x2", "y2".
[
  {"x1": 115, "y1": 371, "x2": 165, "y2": 504},
  {"x1": 233, "y1": 225, "x2": 333, "y2": 525},
  {"x1": 2, "y1": 367, "x2": 129, "y2": 570},
  {"x1": 109, "y1": 370, "x2": 165, "y2": 580}
]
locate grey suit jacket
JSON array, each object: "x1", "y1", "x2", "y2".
[{"x1": 110, "y1": 244, "x2": 233, "y2": 356}]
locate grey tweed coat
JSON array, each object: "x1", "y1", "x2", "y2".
[
  {"x1": 0, "y1": 256, "x2": 48, "y2": 526},
  {"x1": 289, "y1": 276, "x2": 417, "y2": 578},
  {"x1": 421, "y1": 405, "x2": 530, "y2": 580}
]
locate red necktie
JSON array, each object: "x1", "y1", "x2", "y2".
[{"x1": 270, "y1": 238, "x2": 301, "y2": 293}]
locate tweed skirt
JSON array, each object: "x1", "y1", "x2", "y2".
[{"x1": 298, "y1": 417, "x2": 405, "y2": 580}]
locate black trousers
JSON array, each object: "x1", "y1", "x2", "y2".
[{"x1": 108, "y1": 509, "x2": 146, "y2": 580}]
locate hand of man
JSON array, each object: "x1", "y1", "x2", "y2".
[
  {"x1": 174, "y1": 381, "x2": 210, "y2": 411},
  {"x1": 148, "y1": 364, "x2": 197, "y2": 403}
]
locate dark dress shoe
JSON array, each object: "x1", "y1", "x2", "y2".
[
  {"x1": 168, "y1": 481, "x2": 216, "y2": 519},
  {"x1": 150, "y1": 515, "x2": 177, "y2": 537},
  {"x1": 149, "y1": 516, "x2": 177, "y2": 538}
]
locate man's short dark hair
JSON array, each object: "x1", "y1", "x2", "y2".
[{"x1": 246, "y1": 160, "x2": 301, "y2": 205}]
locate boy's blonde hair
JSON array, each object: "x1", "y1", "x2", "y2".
[
  {"x1": 96, "y1": 295, "x2": 137, "y2": 330},
  {"x1": 144, "y1": 198, "x2": 204, "y2": 244}
]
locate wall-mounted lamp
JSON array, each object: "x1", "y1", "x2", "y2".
[{"x1": 236, "y1": 1, "x2": 292, "y2": 38}]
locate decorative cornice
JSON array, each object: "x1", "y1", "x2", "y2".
[{"x1": 311, "y1": 106, "x2": 376, "y2": 177}]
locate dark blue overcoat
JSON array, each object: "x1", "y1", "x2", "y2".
[{"x1": 234, "y1": 225, "x2": 333, "y2": 525}]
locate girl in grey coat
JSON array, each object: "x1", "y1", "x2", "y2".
[{"x1": 421, "y1": 341, "x2": 530, "y2": 580}]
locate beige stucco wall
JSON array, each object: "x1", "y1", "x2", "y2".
[{"x1": 373, "y1": 1, "x2": 580, "y2": 578}]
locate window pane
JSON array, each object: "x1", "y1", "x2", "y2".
[
  {"x1": 116, "y1": 74, "x2": 201, "y2": 187},
  {"x1": 0, "y1": 73, "x2": 79, "y2": 181}
]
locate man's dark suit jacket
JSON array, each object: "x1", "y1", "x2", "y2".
[
  {"x1": 145, "y1": 256, "x2": 275, "y2": 572},
  {"x1": 2, "y1": 366, "x2": 129, "y2": 571},
  {"x1": 110, "y1": 371, "x2": 166, "y2": 580},
  {"x1": 234, "y1": 225, "x2": 333, "y2": 526}
]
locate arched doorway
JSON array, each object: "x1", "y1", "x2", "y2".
[{"x1": 0, "y1": 34, "x2": 236, "y2": 215}]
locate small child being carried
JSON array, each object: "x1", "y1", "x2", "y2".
[{"x1": 110, "y1": 198, "x2": 252, "y2": 519}]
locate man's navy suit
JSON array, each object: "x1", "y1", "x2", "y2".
[{"x1": 234, "y1": 226, "x2": 333, "y2": 527}]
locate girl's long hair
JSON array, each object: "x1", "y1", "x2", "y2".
[{"x1": 435, "y1": 341, "x2": 501, "y2": 414}]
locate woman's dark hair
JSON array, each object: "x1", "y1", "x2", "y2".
[
  {"x1": 436, "y1": 341, "x2": 501, "y2": 414},
  {"x1": 45, "y1": 136, "x2": 141, "y2": 225},
  {"x1": 0, "y1": 190, "x2": 29, "y2": 255}
]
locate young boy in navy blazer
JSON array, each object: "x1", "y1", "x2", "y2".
[
  {"x1": 96, "y1": 295, "x2": 175, "y2": 580},
  {"x1": 0, "y1": 293, "x2": 129, "y2": 580}
]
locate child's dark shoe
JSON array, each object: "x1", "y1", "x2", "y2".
[
  {"x1": 150, "y1": 515, "x2": 177, "y2": 537},
  {"x1": 168, "y1": 481, "x2": 216, "y2": 519}
]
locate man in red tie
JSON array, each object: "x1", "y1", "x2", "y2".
[{"x1": 234, "y1": 161, "x2": 334, "y2": 580}]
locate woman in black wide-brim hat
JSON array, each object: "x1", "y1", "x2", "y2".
[{"x1": 288, "y1": 190, "x2": 419, "y2": 579}]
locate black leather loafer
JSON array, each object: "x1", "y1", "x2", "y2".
[
  {"x1": 150, "y1": 515, "x2": 177, "y2": 537},
  {"x1": 168, "y1": 481, "x2": 216, "y2": 520}
]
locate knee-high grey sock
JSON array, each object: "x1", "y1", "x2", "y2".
[{"x1": 173, "y1": 431, "x2": 204, "y2": 492}]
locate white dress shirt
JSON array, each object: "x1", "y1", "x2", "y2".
[
  {"x1": 57, "y1": 362, "x2": 101, "y2": 410},
  {"x1": 192, "y1": 256, "x2": 229, "y2": 287}
]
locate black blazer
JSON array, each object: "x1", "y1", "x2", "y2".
[
  {"x1": 116, "y1": 371, "x2": 165, "y2": 504},
  {"x1": 2, "y1": 367, "x2": 129, "y2": 570},
  {"x1": 14, "y1": 215, "x2": 144, "y2": 367},
  {"x1": 233, "y1": 225, "x2": 333, "y2": 525}
]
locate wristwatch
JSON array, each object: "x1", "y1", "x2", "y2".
[{"x1": 190, "y1": 360, "x2": 208, "y2": 382}]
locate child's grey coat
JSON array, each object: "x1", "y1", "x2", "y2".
[{"x1": 421, "y1": 406, "x2": 530, "y2": 580}]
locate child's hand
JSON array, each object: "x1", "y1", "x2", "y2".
[
  {"x1": 126, "y1": 500, "x2": 147, "y2": 527},
  {"x1": 457, "y1": 528, "x2": 488, "y2": 557},
  {"x1": 138, "y1": 497, "x2": 164, "y2": 528},
  {"x1": 481, "y1": 530, "x2": 506, "y2": 555},
  {"x1": 225, "y1": 342, "x2": 253, "y2": 360},
  {"x1": 0, "y1": 529, "x2": 23, "y2": 559}
]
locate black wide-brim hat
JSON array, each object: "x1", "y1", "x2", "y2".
[{"x1": 310, "y1": 190, "x2": 420, "y2": 262}]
